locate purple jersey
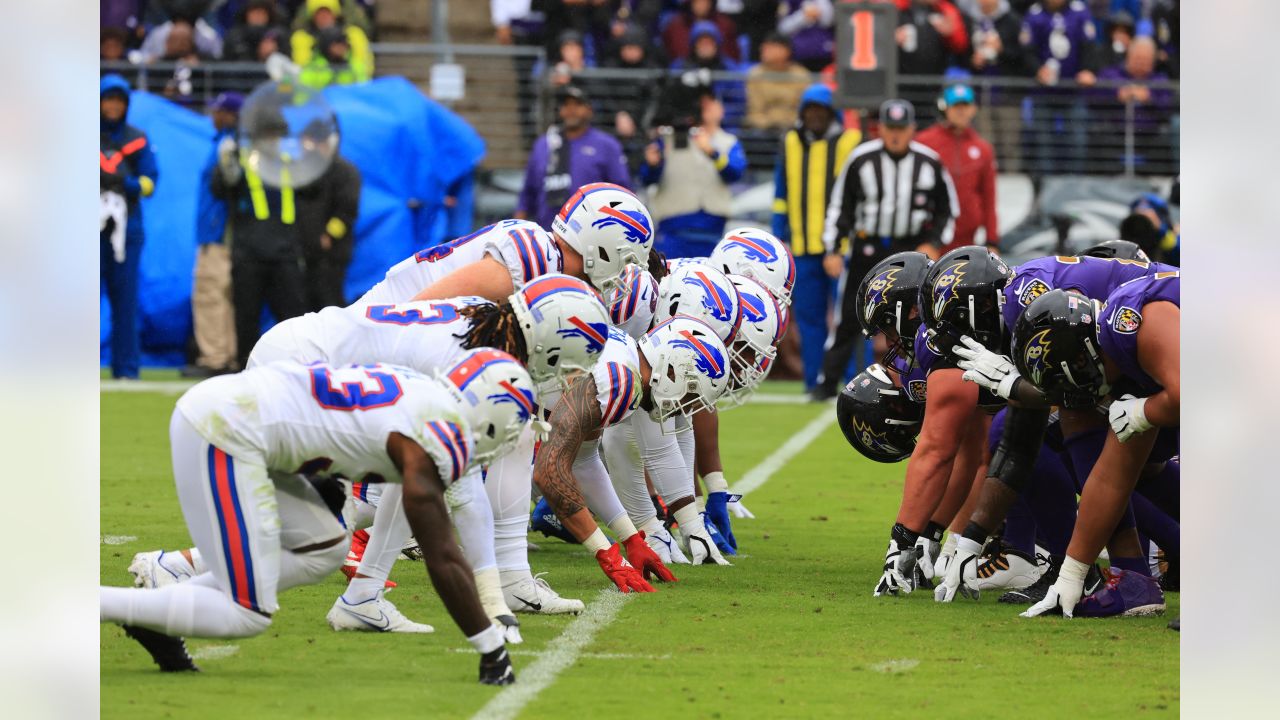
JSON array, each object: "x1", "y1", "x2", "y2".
[
  {"x1": 1020, "y1": 1, "x2": 1097, "y2": 79},
  {"x1": 893, "y1": 351, "x2": 930, "y2": 405},
  {"x1": 1002, "y1": 256, "x2": 1177, "y2": 333},
  {"x1": 1098, "y1": 272, "x2": 1181, "y2": 397}
]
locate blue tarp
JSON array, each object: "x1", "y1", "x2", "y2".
[{"x1": 102, "y1": 77, "x2": 486, "y2": 367}]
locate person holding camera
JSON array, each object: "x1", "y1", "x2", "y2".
[{"x1": 638, "y1": 77, "x2": 747, "y2": 259}]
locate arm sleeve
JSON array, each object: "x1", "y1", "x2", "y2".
[
  {"x1": 771, "y1": 148, "x2": 789, "y2": 241},
  {"x1": 593, "y1": 360, "x2": 643, "y2": 428},
  {"x1": 713, "y1": 137, "x2": 747, "y2": 183}
]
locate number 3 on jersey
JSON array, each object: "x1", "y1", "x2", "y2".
[
  {"x1": 365, "y1": 302, "x2": 460, "y2": 326},
  {"x1": 311, "y1": 365, "x2": 405, "y2": 410}
]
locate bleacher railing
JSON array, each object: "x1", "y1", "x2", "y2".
[{"x1": 103, "y1": 47, "x2": 1178, "y2": 178}]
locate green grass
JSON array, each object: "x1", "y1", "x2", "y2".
[{"x1": 101, "y1": 386, "x2": 1178, "y2": 718}]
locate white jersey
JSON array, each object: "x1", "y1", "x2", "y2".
[
  {"x1": 356, "y1": 219, "x2": 562, "y2": 307},
  {"x1": 541, "y1": 325, "x2": 643, "y2": 429},
  {"x1": 176, "y1": 362, "x2": 474, "y2": 487},
  {"x1": 253, "y1": 297, "x2": 489, "y2": 376}
]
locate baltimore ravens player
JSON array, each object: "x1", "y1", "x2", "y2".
[
  {"x1": 1017, "y1": 274, "x2": 1179, "y2": 618},
  {"x1": 101, "y1": 352, "x2": 534, "y2": 684}
]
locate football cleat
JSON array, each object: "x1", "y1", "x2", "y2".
[
  {"x1": 530, "y1": 497, "x2": 578, "y2": 544},
  {"x1": 971, "y1": 546, "x2": 1043, "y2": 592},
  {"x1": 684, "y1": 525, "x2": 731, "y2": 566},
  {"x1": 646, "y1": 526, "x2": 690, "y2": 565},
  {"x1": 327, "y1": 592, "x2": 434, "y2": 633},
  {"x1": 1000, "y1": 556, "x2": 1103, "y2": 605},
  {"x1": 1074, "y1": 568, "x2": 1166, "y2": 618},
  {"x1": 128, "y1": 550, "x2": 194, "y2": 589},
  {"x1": 479, "y1": 646, "x2": 517, "y2": 686},
  {"x1": 1167, "y1": 616, "x2": 1180, "y2": 632},
  {"x1": 502, "y1": 572, "x2": 586, "y2": 615},
  {"x1": 121, "y1": 625, "x2": 199, "y2": 672},
  {"x1": 400, "y1": 537, "x2": 424, "y2": 562}
]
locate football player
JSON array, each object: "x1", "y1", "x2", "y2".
[{"x1": 101, "y1": 352, "x2": 534, "y2": 684}]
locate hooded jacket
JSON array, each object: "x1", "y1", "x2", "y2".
[{"x1": 100, "y1": 74, "x2": 158, "y2": 238}]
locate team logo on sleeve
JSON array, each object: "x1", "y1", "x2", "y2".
[
  {"x1": 1110, "y1": 306, "x2": 1142, "y2": 334},
  {"x1": 591, "y1": 205, "x2": 652, "y2": 244},
  {"x1": 931, "y1": 261, "x2": 967, "y2": 318},
  {"x1": 1021, "y1": 329, "x2": 1054, "y2": 386},
  {"x1": 863, "y1": 267, "x2": 900, "y2": 322},
  {"x1": 556, "y1": 316, "x2": 610, "y2": 355},
  {"x1": 1017, "y1": 278, "x2": 1052, "y2": 307},
  {"x1": 672, "y1": 330, "x2": 726, "y2": 379},
  {"x1": 907, "y1": 379, "x2": 928, "y2": 403}
]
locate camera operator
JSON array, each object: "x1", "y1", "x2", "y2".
[{"x1": 639, "y1": 72, "x2": 746, "y2": 259}]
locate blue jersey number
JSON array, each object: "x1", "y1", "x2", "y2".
[
  {"x1": 365, "y1": 303, "x2": 460, "y2": 326},
  {"x1": 310, "y1": 366, "x2": 405, "y2": 411},
  {"x1": 414, "y1": 223, "x2": 497, "y2": 263}
]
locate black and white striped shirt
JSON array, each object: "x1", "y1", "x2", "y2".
[{"x1": 822, "y1": 139, "x2": 960, "y2": 253}]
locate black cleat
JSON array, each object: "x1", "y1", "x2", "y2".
[
  {"x1": 1159, "y1": 559, "x2": 1179, "y2": 592},
  {"x1": 122, "y1": 625, "x2": 200, "y2": 672},
  {"x1": 998, "y1": 556, "x2": 1104, "y2": 605},
  {"x1": 1167, "y1": 616, "x2": 1180, "y2": 632},
  {"x1": 479, "y1": 646, "x2": 516, "y2": 686}
]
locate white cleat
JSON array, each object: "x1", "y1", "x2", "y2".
[
  {"x1": 647, "y1": 526, "x2": 690, "y2": 565},
  {"x1": 971, "y1": 547, "x2": 1043, "y2": 592},
  {"x1": 685, "y1": 526, "x2": 731, "y2": 566},
  {"x1": 502, "y1": 572, "x2": 585, "y2": 615},
  {"x1": 128, "y1": 550, "x2": 194, "y2": 588},
  {"x1": 326, "y1": 592, "x2": 435, "y2": 633}
]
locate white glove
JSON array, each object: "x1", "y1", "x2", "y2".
[
  {"x1": 914, "y1": 535, "x2": 941, "y2": 581},
  {"x1": 1108, "y1": 394, "x2": 1152, "y2": 443},
  {"x1": 873, "y1": 539, "x2": 917, "y2": 597},
  {"x1": 1021, "y1": 557, "x2": 1089, "y2": 618},
  {"x1": 934, "y1": 536, "x2": 982, "y2": 602},
  {"x1": 954, "y1": 335, "x2": 1020, "y2": 399},
  {"x1": 728, "y1": 498, "x2": 755, "y2": 519}
]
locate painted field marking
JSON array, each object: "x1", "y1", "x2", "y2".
[{"x1": 729, "y1": 407, "x2": 837, "y2": 496}]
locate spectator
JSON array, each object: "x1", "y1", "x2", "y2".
[
  {"x1": 1020, "y1": 0, "x2": 1098, "y2": 176},
  {"x1": 139, "y1": 16, "x2": 224, "y2": 62},
  {"x1": 102, "y1": 27, "x2": 129, "y2": 61},
  {"x1": 100, "y1": 75, "x2": 158, "y2": 381},
  {"x1": 1150, "y1": 0, "x2": 1178, "y2": 77},
  {"x1": 101, "y1": 0, "x2": 146, "y2": 49},
  {"x1": 608, "y1": 1, "x2": 664, "y2": 40},
  {"x1": 289, "y1": 0, "x2": 374, "y2": 38},
  {"x1": 211, "y1": 107, "x2": 308, "y2": 370},
  {"x1": 1098, "y1": 10, "x2": 1136, "y2": 70},
  {"x1": 915, "y1": 84, "x2": 1000, "y2": 249},
  {"x1": 1096, "y1": 36, "x2": 1174, "y2": 171},
  {"x1": 548, "y1": 30, "x2": 591, "y2": 88},
  {"x1": 640, "y1": 77, "x2": 747, "y2": 258},
  {"x1": 737, "y1": 1, "x2": 782, "y2": 62},
  {"x1": 292, "y1": 0, "x2": 374, "y2": 79},
  {"x1": 298, "y1": 25, "x2": 373, "y2": 87},
  {"x1": 664, "y1": 0, "x2": 741, "y2": 66},
  {"x1": 542, "y1": 0, "x2": 615, "y2": 59},
  {"x1": 770, "y1": 84, "x2": 862, "y2": 390},
  {"x1": 296, "y1": 145, "x2": 362, "y2": 311},
  {"x1": 745, "y1": 33, "x2": 811, "y2": 132},
  {"x1": 894, "y1": 0, "x2": 969, "y2": 76},
  {"x1": 776, "y1": 1, "x2": 835, "y2": 72},
  {"x1": 224, "y1": 0, "x2": 289, "y2": 62},
  {"x1": 599, "y1": 24, "x2": 663, "y2": 160},
  {"x1": 516, "y1": 85, "x2": 633, "y2": 231},
  {"x1": 674, "y1": 22, "x2": 749, "y2": 130},
  {"x1": 964, "y1": 0, "x2": 1024, "y2": 76},
  {"x1": 186, "y1": 92, "x2": 243, "y2": 379}
]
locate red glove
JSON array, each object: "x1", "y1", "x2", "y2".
[
  {"x1": 595, "y1": 543, "x2": 655, "y2": 593},
  {"x1": 622, "y1": 531, "x2": 677, "y2": 583}
]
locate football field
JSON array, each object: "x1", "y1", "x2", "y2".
[{"x1": 100, "y1": 378, "x2": 1179, "y2": 718}]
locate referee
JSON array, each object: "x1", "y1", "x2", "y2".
[{"x1": 811, "y1": 99, "x2": 959, "y2": 401}]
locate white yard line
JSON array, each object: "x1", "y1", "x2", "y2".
[
  {"x1": 100, "y1": 380, "x2": 195, "y2": 394},
  {"x1": 472, "y1": 405, "x2": 832, "y2": 720}
]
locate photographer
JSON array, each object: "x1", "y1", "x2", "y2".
[{"x1": 639, "y1": 74, "x2": 746, "y2": 259}]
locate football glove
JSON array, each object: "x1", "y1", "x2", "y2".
[
  {"x1": 703, "y1": 492, "x2": 737, "y2": 551},
  {"x1": 478, "y1": 646, "x2": 516, "y2": 685},
  {"x1": 1108, "y1": 394, "x2": 1152, "y2": 443},
  {"x1": 934, "y1": 537, "x2": 982, "y2": 602},
  {"x1": 914, "y1": 535, "x2": 941, "y2": 586},
  {"x1": 1021, "y1": 557, "x2": 1089, "y2": 618},
  {"x1": 728, "y1": 497, "x2": 755, "y2": 519},
  {"x1": 873, "y1": 538, "x2": 918, "y2": 597},
  {"x1": 595, "y1": 543, "x2": 655, "y2": 593},
  {"x1": 622, "y1": 531, "x2": 677, "y2": 583},
  {"x1": 702, "y1": 510, "x2": 737, "y2": 556},
  {"x1": 954, "y1": 335, "x2": 1020, "y2": 400},
  {"x1": 685, "y1": 524, "x2": 732, "y2": 566}
]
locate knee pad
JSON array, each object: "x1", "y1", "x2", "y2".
[{"x1": 989, "y1": 406, "x2": 1050, "y2": 494}]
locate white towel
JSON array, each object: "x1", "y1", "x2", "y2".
[{"x1": 100, "y1": 190, "x2": 128, "y2": 263}]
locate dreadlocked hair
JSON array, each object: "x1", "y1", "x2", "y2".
[
  {"x1": 648, "y1": 248, "x2": 669, "y2": 282},
  {"x1": 456, "y1": 301, "x2": 529, "y2": 362}
]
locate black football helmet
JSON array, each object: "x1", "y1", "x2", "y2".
[
  {"x1": 1077, "y1": 240, "x2": 1150, "y2": 262},
  {"x1": 854, "y1": 251, "x2": 932, "y2": 367},
  {"x1": 919, "y1": 246, "x2": 1012, "y2": 355},
  {"x1": 1012, "y1": 289, "x2": 1110, "y2": 405},
  {"x1": 836, "y1": 364, "x2": 923, "y2": 463}
]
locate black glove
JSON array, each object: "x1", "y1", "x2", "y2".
[
  {"x1": 479, "y1": 646, "x2": 516, "y2": 686},
  {"x1": 101, "y1": 169, "x2": 126, "y2": 193}
]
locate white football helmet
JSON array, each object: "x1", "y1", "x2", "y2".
[
  {"x1": 441, "y1": 348, "x2": 538, "y2": 465},
  {"x1": 552, "y1": 183, "x2": 654, "y2": 296},
  {"x1": 654, "y1": 262, "x2": 743, "y2": 346},
  {"x1": 510, "y1": 274, "x2": 610, "y2": 384},
  {"x1": 607, "y1": 265, "x2": 659, "y2": 340},
  {"x1": 637, "y1": 316, "x2": 731, "y2": 422},
  {"x1": 709, "y1": 228, "x2": 796, "y2": 307},
  {"x1": 721, "y1": 275, "x2": 783, "y2": 406}
]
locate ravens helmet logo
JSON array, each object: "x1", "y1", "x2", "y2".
[
  {"x1": 931, "y1": 261, "x2": 967, "y2": 319},
  {"x1": 1022, "y1": 328, "x2": 1053, "y2": 386}
]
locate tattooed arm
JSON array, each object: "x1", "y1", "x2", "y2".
[{"x1": 531, "y1": 373, "x2": 605, "y2": 542}]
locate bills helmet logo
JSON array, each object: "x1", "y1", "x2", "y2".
[
  {"x1": 863, "y1": 267, "x2": 900, "y2": 324},
  {"x1": 1018, "y1": 279, "x2": 1051, "y2": 307},
  {"x1": 591, "y1": 204, "x2": 652, "y2": 244},
  {"x1": 555, "y1": 316, "x2": 609, "y2": 355},
  {"x1": 671, "y1": 329, "x2": 726, "y2": 380},
  {"x1": 486, "y1": 379, "x2": 536, "y2": 423},
  {"x1": 931, "y1": 261, "x2": 968, "y2": 319},
  {"x1": 740, "y1": 291, "x2": 767, "y2": 323},
  {"x1": 724, "y1": 234, "x2": 779, "y2": 264},
  {"x1": 907, "y1": 379, "x2": 928, "y2": 402},
  {"x1": 683, "y1": 272, "x2": 736, "y2": 324},
  {"x1": 1111, "y1": 306, "x2": 1142, "y2": 334},
  {"x1": 1021, "y1": 329, "x2": 1054, "y2": 386}
]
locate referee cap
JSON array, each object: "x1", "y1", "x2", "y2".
[{"x1": 879, "y1": 99, "x2": 915, "y2": 128}]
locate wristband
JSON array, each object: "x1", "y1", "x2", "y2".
[
  {"x1": 996, "y1": 371, "x2": 1020, "y2": 399},
  {"x1": 1059, "y1": 556, "x2": 1090, "y2": 587},
  {"x1": 891, "y1": 522, "x2": 919, "y2": 549},
  {"x1": 467, "y1": 624, "x2": 504, "y2": 654},
  {"x1": 582, "y1": 528, "x2": 611, "y2": 555},
  {"x1": 608, "y1": 515, "x2": 638, "y2": 542},
  {"x1": 703, "y1": 471, "x2": 729, "y2": 494},
  {"x1": 954, "y1": 536, "x2": 984, "y2": 557}
]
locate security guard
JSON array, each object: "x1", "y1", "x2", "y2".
[
  {"x1": 811, "y1": 98, "x2": 959, "y2": 401},
  {"x1": 770, "y1": 84, "x2": 862, "y2": 391}
]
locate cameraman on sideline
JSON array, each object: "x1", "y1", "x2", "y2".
[{"x1": 639, "y1": 73, "x2": 746, "y2": 259}]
